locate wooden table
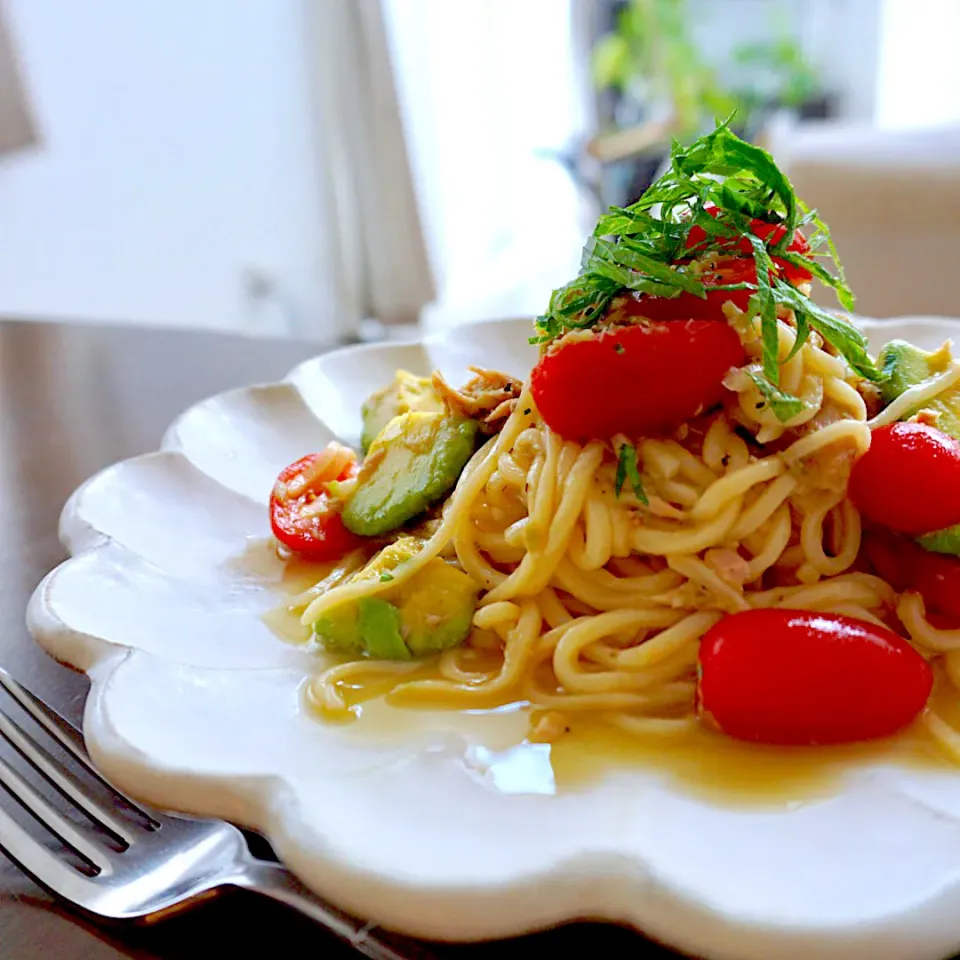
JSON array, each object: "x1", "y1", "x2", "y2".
[{"x1": 0, "y1": 318, "x2": 666, "y2": 959}]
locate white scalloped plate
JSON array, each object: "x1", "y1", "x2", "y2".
[{"x1": 27, "y1": 316, "x2": 960, "y2": 960}]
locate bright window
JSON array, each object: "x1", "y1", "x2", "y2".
[{"x1": 876, "y1": 0, "x2": 960, "y2": 129}]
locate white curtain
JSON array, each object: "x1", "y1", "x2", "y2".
[
  {"x1": 0, "y1": 0, "x2": 37, "y2": 157},
  {"x1": 306, "y1": 0, "x2": 435, "y2": 330}
]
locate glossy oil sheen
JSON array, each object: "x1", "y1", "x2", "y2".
[
  {"x1": 324, "y1": 652, "x2": 958, "y2": 807},
  {"x1": 265, "y1": 587, "x2": 956, "y2": 807}
]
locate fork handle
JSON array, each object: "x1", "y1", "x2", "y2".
[{"x1": 231, "y1": 860, "x2": 444, "y2": 960}]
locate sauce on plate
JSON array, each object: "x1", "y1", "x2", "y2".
[
  {"x1": 256, "y1": 544, "x2": 958, "y2": 806},
  {"x1": 320, "y1": 657, "x2": 957, "y2": 806}
]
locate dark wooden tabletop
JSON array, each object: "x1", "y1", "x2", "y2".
[{"x1": 0, "y1": 318, "x2": 670, "y2": 960}]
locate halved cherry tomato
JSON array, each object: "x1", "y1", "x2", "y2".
[
  {"x1": 698, "y1": 608, "x2": 932, "y2": 746},
  {"x1": 685, "y1": 206, "x2": 812, "y2": 284},
  {"x1": 270, "y1": 444, "x2": 365, "y2": 561},
  {"x1": 849, "y1": 422, "x2": 960, "y2": 535},
  {"x1": 864, "y1": 528, "x2": 960, "y2": 621},
  {"x1": 530, "y1": 316, "x2": 746, "y2": 441}
]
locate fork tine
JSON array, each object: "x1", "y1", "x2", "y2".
[
  {"x1": 0, "y1": 802, "x2": 97, "y2": 903},
  {"x1": 0, "y1": 669, "x2": 157, "y2": 826},
  {"x1": 0, "y1": 751, "x2": 105, "y2": 868},
  {"x1": 0, "y1": 709, "x2": 135, "y2": 846}
]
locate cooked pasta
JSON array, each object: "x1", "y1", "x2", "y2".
[{"x1": 292, "y1": 310, "x2": 960, "y2": 757}]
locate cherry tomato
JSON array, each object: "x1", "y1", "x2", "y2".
[
  {"x1": 864, "y1": 528, "x2": 960, "y2": 621},
  {"x1": 530, "y1": 317, "x2": 746, "y2": 441},
  {"x1": 698, "y1": 608, "x2": 932, "y2": 746},
  {"x1": 633, "y1": 221, "x2": 808, "y2": 328},
  {"x1": 861, "y1": 527, "x2": 914, "y2": 593},
  {"x1": 849, "y1": 422, "x2": 960, "y2": 535},
  {"x1": 686, "y1": 206, "x2": 812, "y2": 284},
  {"x1": 633, "y1": 258, "x2": 758, "y2": 324},
  {"x1": 269, "y1": 444, "x2": 365, "y2": 561}
]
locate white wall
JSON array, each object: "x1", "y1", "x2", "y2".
[{"x1": 0, "y1": 0, "x2": 346, "y2": 339}]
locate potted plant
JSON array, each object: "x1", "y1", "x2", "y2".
[{"x1": 585, "y1": 0, "x2": 826, "y2": 207}]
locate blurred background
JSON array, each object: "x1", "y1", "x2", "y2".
[{"x1": 0, "y1": 0, "x2": 956, "y2": 346}]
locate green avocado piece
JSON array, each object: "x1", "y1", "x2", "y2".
[
  {"x1": 391, "y1": 556, "x2": 480, "y2": 656},
  {"x1": 360, "y1": 370, "x2": 444, "y2": 453},
  {"x1": 314, "y1": 596, "x2": 411, "y2": 660},
  {"x1": 361, "y1": 536, "x2": 425, "y2": 576},
  {"x1": 312, "y1": 604, "x2": 364, "y2": 655},
  {"x1": 878, "y1": 339, "x2": 960, "y2": 556},
  {"x1": 343, "y1": 411, "x2": 478, "y2": 537},
  {"x1": 877, "y1": 340, "x2": 960, "y2": 437},
  {"x1": 917, "y1": 523, "x2": 960, "y2": 556},
  {"x1": 357, "y1": 598, "x2": 411, "y2": 660},
  {"x1": 879, "y1": 340, "x2": 935, "y2": 405},
  {"x1": 312, "y1": 537, "x2": 479, "y2": 659}
]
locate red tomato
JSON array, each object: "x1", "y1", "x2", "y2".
[
  {"x1": 269, "y1": 445, "x2": 365, "y2": 561},
  {"x1": 698, "y1": 608, "x2": 932, "y2": 746},
  {"x1": 686, "y1": 206, "x2": 812, "y2": 284},
  {"x1": 530, "y1": 317, "x2": 746, "y2": 441},
  {"x1": 633, "y1": 258, "x2": 757, "y2": 324},
  {"x1": 849, "y1": 422, "x2": 960, "y2": 535},
  {"x1": 926, "y1": 610, "x2": 960, "y2": 630},
  {"x1": 861, "y1": 527, "x2": 913, "y2": 593},
  {"x1": 616, "y1": 210, "x2": 810, "y2": 330},
  {"x1": 864, "y1": 528, "x2": 960, "y2": 621}
]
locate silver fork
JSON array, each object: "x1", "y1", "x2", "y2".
[{"x1": 0, "y1": 667, "x2": 439, "y2": 960}]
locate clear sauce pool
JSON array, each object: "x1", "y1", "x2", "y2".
[{"x1": 325, "y1": 668, "x2": 957, "y2": 806}]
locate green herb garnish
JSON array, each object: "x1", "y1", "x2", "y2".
[
  {"x1": 615, "y1": 443, "x2": 649, "y2": 504},
  {"x1": 744, "y1": 370, "x2": 807, "y2": 421},
  {"x1": 379, "y1": 572, "x2": 395, "y2": 583},
  {"x1": 533, "y1": 117, "x2": 881, "y2": 421},
  {"x1": 772, "y1": 279, "x2": 876, "y2": 380},
  {"x1": 743, "y1": 232, "x2": 779, "y2": 383}
]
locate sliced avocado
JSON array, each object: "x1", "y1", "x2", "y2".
[
  {"x1": 917, "y1": 523, "x2": 960, "y2": 556},
  {"x1": 312, "y1": 537, "x2": 479, "y2": 659},
  {"x1": 357, "y1": 598, "x2": 411, "y2": 659},
  {"x1": 360, "y1": 536, "x2": 426, "y2": 576},
  {"x1": 879, "y1": 340, "x2": 938, "y2": 405},
  {"x1": 360, "y1": 370, "x2": 444, "y2": 453},
  {"x1": 392, "y1": 559, "x2": 480, "y2": 656},
  {"x1": 312, "y1": 603, "x2": 365, "y2": 655},
  {"x1": 343, "y1": 411, "x2": 478, "y2": 537},
  {"x1": 877, "y1": 340, "x2": 960, "y2": 437},
  {"x1": 314, "y1": 596, "x2": 411, "y2": 660}
]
